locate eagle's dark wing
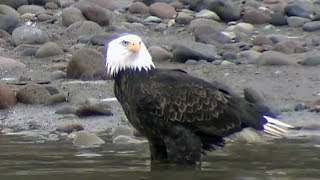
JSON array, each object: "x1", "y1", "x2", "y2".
[{"x1": 135, "y1": 69, "x2": 258, "y2": 138}]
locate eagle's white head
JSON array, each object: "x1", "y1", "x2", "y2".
[{"x1": 105, "y1": 34, "x2": 155, "y2": 76}]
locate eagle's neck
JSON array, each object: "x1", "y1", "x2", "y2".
[{"x1": 114, "y1": 67, "x2": 155, "y2": 82}]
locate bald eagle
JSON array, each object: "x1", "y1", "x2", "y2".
[{"x1": 105, "y1": 34, "x2": 293, "y2": 164}]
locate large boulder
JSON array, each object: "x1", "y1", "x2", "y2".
[
  {"x1": 17, "y1": 5, "x2": 46, "y2": 14},
  {"x1": 0, "y1": 81, "x2": 17, "y2": 109},
  {"x1": 0, "y1": 56, "x2": 26, "y2": 72},
  {"x1": 0, "y1": 0, "x2": 28, "y2": 9},
  {"x1": 66, "y1": 21, "x2": 104, "y2": 38},
  {"x1": 79, "y1": 0, "x2": 117, "y2": 11},
  {"x1": 61, "y1": 7, "x2": 86, "y2": 27},
  {"x1": 149, "y1": 2, "x2": 176, "y2": 19},
  {"x1": 172, "y1": 41, "x2": 220, "y2": 63},
  {"x1": 16, "y1": 83, "x2": 52, "y2": 104},
  {"x1": 0, "y1": 14, "x2": 20, "y2": 34},
  {"x1": 35, "y1": 42, "x2": 64, "y2": 58},
  {"x1": 75, "y1": 1, "x2": 112, "y2": 26},
  {"x1": 12, "y1": 25, "x2": 50, "y2": 46},
  {"x1": 66, "y1": 48, "x2": 108, "y2": 80},
  {"x1": 0, "y1": 5, "x2": 20, "y2": 18}
]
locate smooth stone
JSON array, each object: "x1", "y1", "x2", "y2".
[
  {"x1": 190, "y1": 0, "x2": 241, "y2": 22},
  {"x1": 20, "y1": 13, "x2": 37, "y2": 22},
  {"x1": 113, "y1": 135, "x2": 143, "y2": 145},
  {"x1": 187, "y1": 18, "x2": 223, "y2": 33},
  {"x1": 0, "y1": 5, "x2": 20, "y2": 19},
  {"x1": 236, "y1": 50, "x2": 261, "y2": 64},
  {"x1": 112, "y1": 126, "x2": 134, "y2": 137},
  {"x1": 149, "y1": 2, "x2": 176, "y2": 19},
  {"x1": 55, "y1": 105, "x2": 77, "y2": 114},
  {"x1": 287, "y1": 16, "x2": 311, "y2": 27},
  {"x1": 45, "y1": 2, "x2": 59, "y2": 9},
  {"x1": 128, "y1": 2, "x2": 149, "y2": 14},
  {"x1": 51, "y1": 70, "x2": 67, "y2": 80},
  {"x1": 252, "y1": 35, "x2": 274, "y2": 46},
  {"x1": 16, "y1": 83, "x2": 51, "y2": 104},
  {"x1": 75, "y1": 98, "x2": 113, "y2": 116},
  {"x1": 144, "y1": 16, "x2": 162, "y2": 23},
  {"x1": 242, "y1": 9, "x2": 271, "y2": 24},
  {"x1": 0, "y1": 0, "x2": 28, "y2": 9},
  {"x1": 79, "y1": 0, "x2": 117, "y2": 11},
  {"x1": 258, "y1": 51, "x2": 297, "y2": 66},
  {"x1": 294, "y1": 103, "x2": 308, "y2": 111},
  {"x1": 219, "y1": 60, "x2": 235, "y2": 67},
  {"x1": 0, "y1": 56, "x2": 26, "y2": 71},
  {"x1": 195, "y1": 9, "x2": 220, "y2": 21},
  {"x1": 56, "y1": 120, "x2": 84, "y2": 134},
  {"x1": 66, "y1": 48, "x2": 108, "y2": 80},
  {"x1": 302, "y1": 21, "x2": 320, "y2": 32},
  {"x1": 61, "y1": 7, "x2": 86, "y2": 27},
  {"x1": 299, "y1": 56, "x2": 320, "y2": 66},
  {"x1": 172, "y1": 41, "x2": 220, "y2": 63},
  {"x1": 17, "y1": 5, "x2": 46, "y2": 14},
  {"x1": 175, "y1": 12, "x2": 194, "y2": 25},
  {"x1": 194, "y1": 25, "x2": 233, "y2": 45},
  {"x1": 0, "y1": 81, "x2": 17, "y2": 109},
  {"x1": 73, "y1": 131, "x2": 105, "y2": 147},
  {"x1": 12, "y1": 26, "x2": 50, "y2": 46},
  {"x1": 75, "y1": 1, "x2": 112, "y2": 26},
  {"x1": 35, "y1": 42, "x2": 64, "y2": 58},
  {"x1": 126, "y1": 15, "x2": 144, "y2": 24},
  {"x1": 0, "y1": 29, "x2": 11, "y2": 41},
  {"x1": 37, "y1": 13, "x2": 57, "y2": 22},
  {"x1": 285, "y1": 0, "x2": 314, "y2": 19},
  {"x1": 66, "y1": 21, "x2": 104, "y2": 37},
  {"x1": 273, "y1": 40, "x2": 300, "y2": 54},
  {"x1": 21, "y1": 48, "x2": 38, "y2": 57},
  {"x1": 269, "y1": 6, "x2": 287, "y2": 26},
  {"x1": 44, "y1": 86, "x2": 59, "y2": 95},
  {"x1": 149, "y1": 46, "x2": 172, "y2": 62},
  {"x1": 243, "y1": 87, "x2": 264, "y2": 104},
  {"x1": 0, "y1": 14, "x2": 20, "y2": 34},
  {"x1": 46, "y1": 93, "x2": 66, "y2": 105}
]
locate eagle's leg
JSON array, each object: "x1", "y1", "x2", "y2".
[
  {"x1": 148, "y1": 137, "x2": 168, "y2": 163},
  {"x1": 164, "y1": 126, "x2": 202, "y2": 164}
]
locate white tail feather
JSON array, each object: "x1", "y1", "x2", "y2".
[{"x1": 263, "y1": 116, "x2": 294, "y2": 137}]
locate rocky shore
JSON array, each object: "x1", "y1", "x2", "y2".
[{"x1": 0, "y1": 0, "x2": 319, "y2": 146}]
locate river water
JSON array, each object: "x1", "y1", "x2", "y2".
[{"x1": 1, "y1": 131, "x2": 319, "y2": 180}]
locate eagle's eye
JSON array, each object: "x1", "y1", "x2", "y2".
[{"x1": 121, "y1": 40, "x2": 129, "y2": 46}]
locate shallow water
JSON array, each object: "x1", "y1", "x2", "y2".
[{"x1": 1, "y1": 133, "x2": 320, "y2": 180}]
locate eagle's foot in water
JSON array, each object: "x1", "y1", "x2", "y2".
[
  {"x1": 164, "y1": 126, "x2": 202, "y2": 165},
  {"x1": 149, "y1": 137, "x2": 168, "y2": 163}
]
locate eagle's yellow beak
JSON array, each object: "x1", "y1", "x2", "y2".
[{"x1": 128, "y1": 42, "x2": 140, "y2": 53}]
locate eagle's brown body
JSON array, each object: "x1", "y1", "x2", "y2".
[{"x1": 114, "y1": 68, "x2": 272, "y2": 164}]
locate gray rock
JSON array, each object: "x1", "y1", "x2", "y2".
[
  {"x1": 195, "y1": 9, "x2": 220, "y2": 21},
  {"x1": 0, "y1": 14, "x2": 20, "y2": 34},
  {"x1": 79, "y1": 0, "x2": 117, "y2": 11},
  {"x1": 258, "y1": 51, "x2": 297, "y2": 66},
  {"x1": 46, "y1": 93, "x2": 66, "y2": 105},
  {"x1": 243, "y1": 87, "x2": 264, "y2": 104},
  {"x1": 302, "y1": 21, "x2": 320, "y2": 32},
  {"x1": 299, "y1": 56, "x2": 320, "y2": 66},
  {"x1": 0, "y1": 81, "x2": 17, "y2": 109},
  {"x1": 0, "y1": 0, "x2": 28, "y2": 9},
  {"x1": 113, "y1": 135, "x2": 143, "y2": 144},
  {"x1": 61, "y1": 7, "x2": 86, "y2": 27},
  {"x1": 273, "y1": 40, "x2": 301, "y2": 54},
  {"x1": 75, "y1": 98, "x2": 113, "y2": 116},
  {"x1": 0, "y1": 5, "x2": 20, "y2": 18},
  {"x1": 269, "y1": 6, "x2": 287, "y2": 26},
  {"x1": 144, "y1": 16, "x2": 161, "y2": 23},
  {"x1": 0, "y1": 29, "x2": 11, "y2": 41},
  {"x1": 35, "y1": 42, "x2": 64, "y2": 58},
  {"x1": 75, "y1": 1, "x2": 112, "y2": 26},
  {"x1": 56, "y1": 120, "x2": 84, "y2": 134},
  {"x1": 287, "y1": 16, "x2": 311, "y2": 27},
  {"x1": 112, "y1": 126, "x2": 134, "y2": 137},
  {"x1": 236, "y1": 50, "x2": 261, "y2": 64},
  {"x1": 190, "y1": 0, "x2": 241, "y2": 22},
  {"x1": 21, "y1": 48, "x2": 38, "y2": 57},
  {"x1": 0, "y1": 56, "x2": 26, "y2": 71},
  {"x1": 128, "y1": 2, "x2": 149, "y2": 14},
  {"x1": 66, "y1": 21, "x2": 104, "y2": 37},
  {"x1": 37, "y1": 13, "x2": 57, "y2": 22},
  {"x1": 12, "y1": 25, "x2": 50, "y2": 46},
  {"x1": 17, "y1": 5, "x2": 46, "y2": 14},
  {"x1": 16, "y1": 82, "x2": 51, "y2": 104},
  {"x1": 194, "y1": 25, "x2": 232, "y2": 45},
  {"x1": 45, "y1": 2, "x2": 59, "y2": 9},
  {"x1": 73, "y1": 130, "x2": 105, "y2": 147},
  {"x1": 66, "y1": 48, "x2": 108, "y2": 80},
  {"x1": 149, "y1": 46, "x2": 172, "y2": 62},
  {"x1": 242, "y1": 9, "x2": 271, "y2": 24},
  {"x1": 175, "y1": 12, "x2": 194, "y2": 25},
  {"x1": 285, "y1": 0, "x2": 314, "y2": 19},
  {"x1": 172, "y1": 41, "x2": 220, "y2": 63},
  {"x1": 187, "y1": 18, "x2": 223, "y2": 33},
  {"x1": 51, "y1": 70, "x2": 67, "y2": 80},
  {"x1": 149, "y1": 2, "x2": 176, "y2": 19},
  {"x1": 219, "y1": 60, "x2": 234, "y2": 67},
  {"x1": 126, "y1": 15, "x2": 144, "y2": 24},
  {"x1": 55, "y1": 105, "x2": 77, "y2": 114}
]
